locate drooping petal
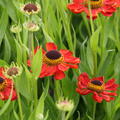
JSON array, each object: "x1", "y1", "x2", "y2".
[
  {"x1": 65, "y1": 63, "x2": 79, "y2": 69},
  {"x1": 40, "y1": 64, "x2": 57, "y2": 78},
  {"x1": 64, "y1": 56, "x2": 80, "y2": 64},
  {"x1": 102, "y1": 91, "x2": 117, "y2": 96},
  {"x1": 54, "y1": 70, "x2": 65, "y2": 80},
  {"x1": 105, "y1": 84, "x2": 119, "y2": 91},
  {"x1": 100, "y1": 93, "x2": 112, "y2": 102},
  {"x1": 92, "y1": 92, "x2": 103, "y2": 103},
  {"x1": 76, "y1": 88, "x2": 91, "y2": 95},
  {"x1": 67, "y1": 3, "x2": 85, "y2": 13},
  {"x1": 46, "y1": 42, "x2": 57, "y2": 51},
  {"x1": 58, "y1": 63, "x2": 69, "y2": 71}
]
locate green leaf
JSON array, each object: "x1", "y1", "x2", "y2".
[
  {"x1": 15, "y1": 39, "x2": 22, "y2": 64},
  {"x1": 31, "y1": 48, "x2": 42, "y2": 79},
  {"x1": 0, "y1": 59, "x2": 8, "y2": 66},
  {"x1": 35, "y1": 79, "x2": 49, "y2": 120},
  {"x1": 90, "y1": 26, "x2": 101, "y2": 53},
  {"x1": 0, "y1": 9, "x2": 8, "y2": 46}
]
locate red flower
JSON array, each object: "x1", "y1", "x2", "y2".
[
  {"x1": 0, "y1": 67, "x2": 17, "y2": 101},
  {"x1": 28, "y1": 42, "x2": 80, "y2": 80},
  {"x1": 67, "y1": 0, "x2": 120, "y2": 19},
  {"x1": 76, "y1": 73, "x2": 118, "y2": 103}
]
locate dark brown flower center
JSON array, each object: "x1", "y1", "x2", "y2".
[
  {"x1": 0, "y1": 77, "x2": 4, "y2": 84},
  {"x1": 7, "y1": 67, "x2": 19, "y2": 76},
  {"x1": 24, "y1": 3, "x2": 37, "y2": 12},
  {"x1": 91, "y1": 80, "x2": 102, "y2": 86},
  {"x1": 87, "y1": 80, "x2": 104, "y2": 92},
  {"x1": 91, "y1": 0, "x2": 99, "y2": 1},
  {"x1": 0, "y1": 77, "x2": 6, "y2": 91},
  {"x1": 46, "y1": 50, "x2": 61, "y2": 60}
]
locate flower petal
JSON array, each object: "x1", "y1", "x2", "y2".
[
  {"x1": 60, "y1": 49, "x2": 73, "y2": 57},
  {"x1": 58, "y1": 63, "x2": 69, "y2": 71},
  {"x1": 76, "y1": 88, "x2": 91, "y2": 95},
  {"x1": 64, "y1": 56, "x2": 80, "y2": 64},
  {"x1": 46, "y1": 42, "x2": 57, "y2": 51},
  {"x1": 78, "y1": 72, "x2": 90, "y2": 86},
  {"x1": 102, "y1": 91, "x2": 117, "y2": 96},
  {"x1": 67, "y1": 3, "x2": 85, "y2": 13},
  {"x1": 40, "y1": 64, "x2": 57, "y2": 78},
  {"x1": 100, "y1": 93, "x2": 112, "y2": 102},
  {"x1": 92, "y1": 76, "x2": 104, "y2": 82},
  {"x1": 54, "y1": 70, "x2": 65, "y2": 80},
  {"x1": 92, "y1": 92, "x2": 103, "y2": 103}
]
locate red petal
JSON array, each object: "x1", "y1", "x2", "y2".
[
  {"x1": 102, "y1": 91, "x2": 117, "y2": 96},
  {"x1": 46, "y1": 42, "x2": 57, "y2": 51},
  {"x1": 58, "y1": 63, "x2": 69, "y2": 71},
  {"x1": 100, "y1": 93, "x2": 112, "y2": 102},
  {"x1": 105, "y1": 84, "x2": 119, "y2": 91},
  {"x1": 11, "y1": 90, "x2": 17, "y2": 101},
  {"x1": 76, "y1": 88, "x2": 91, "y2": 95},
  {"x1": 64, "y1": 56, "x2": 80, "y2": 64},
  {"x1": 78, "y1": 73, "x2": 90, "y2": 86},
  {"x1": 66, "y1": 64, "x2": 78, "y2": 69},
  {"x1": 92, "y1": 76, "x2": 104, "y2": 82},
  {"x1": 93, "y1": 92, "x2": 103, "y2": 103},
  {"x1": 0, "y1": 67, "x2": 4, "y2": 76},
  {"x1": 54, "y1": 70, "x2": 65, "y2": 80},
  {"x1": 27, "y1": 60, "x2": 31, "y2": 66},
  {"x1": 40, "y1": 64, "x2": 57, "y2": 78},
  {"x1": 105, "y1": 79, "x2": 115, "y2": 88},
  {"x1": 60, "y1": 49, "x2": 73, "y2": 57},
  {"x1": 34, "y1": 46, "x2": 40, "y2": 54},
  {"x1": 67, "y1": 3, "x2": 85, "y2": 13}
]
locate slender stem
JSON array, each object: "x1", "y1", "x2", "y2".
[
  {"x1": 33, "y1": 78, "x2": 38, "y2": 108},
  {"x1": 15, "y1": 81, "x2": 23, "y2": 120},
  {"x1": 17, "y1": 92, "x2": 23, "y2": 120},
  {"x1": 88, "y1": 0, "x2": 94, "y2": 34},
  {"x1": 62, "y1": 111, "x2": 66, "y2": 120},
  {"x1": 28, "y1": 31, "x2": 34, "y2": 58},
  {"x1": 93, "y1": 102, "x2": 97, "y2": 120}
]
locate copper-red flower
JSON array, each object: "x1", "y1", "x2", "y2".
[
  {"x1": 28, "y1": 42, "x2": 80, "y2": 80},
  {"x1": 67, "y1": 0, "x2": 120, "y2": 19},
  {"x1": 0, "y1": 67, "x2": 17, "y2": 101},
  {"x1": 76, "y1": 72, "x2": 118, "y2": 103}
]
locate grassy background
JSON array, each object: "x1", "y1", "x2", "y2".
[{"x1": 0, "y1": 0, "x2": 120, "y2": 120}]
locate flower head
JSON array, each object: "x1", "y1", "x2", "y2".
[
  {"x1": 27, "y1": 42, "x2": 80, "y2": 80},
  {"x1": 3, "y1": 63, "x2": 22, "y2": 79},
  {"x1": 21, "y1": 3, "x2": 41, "y2": 15},
  {"x1": 23, "y1": 21, "x2": 39, "y2": 32},
  {"x1": 67, "y1": 0, "x2": 120, "y2": 19},
  {"x1": 0, "y1": 67, "x2": 17, "y2": 101},
  {"x1": 10, "y1": 24, "x2": 22, "y2": 33},
  {"x1": 76, "y1": 73, "x2": 119, "y2": 103},
  {"x1": 56, "y1": 98, "x2": 74, "y2": 111}
]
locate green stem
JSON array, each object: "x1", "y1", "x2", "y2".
[
  {"x1": 15, "y1": 81, "x2": 23, "y2": 120},
  {"x1": 17, "y1": 92, "x2": 23, "y2": 120},
  {"x1": 28, "y1": 31, "x2": 34, "y2": 57},
  {"x1": 88, "y1": 0, "x2": 94, "y2": 34},
  {"x1": 33, "y1": 78, "x2": 38, "y2": 108},
  {"x1": 62, "y1": 111, "x2": 66, "y2": 120},
  {"x1": 93, "y1": 102, "x2": 97, "y2": 120}
]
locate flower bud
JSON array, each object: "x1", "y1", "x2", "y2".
[{"x1": 56, "y1": 98, "x2": 74, "y2": 112}]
